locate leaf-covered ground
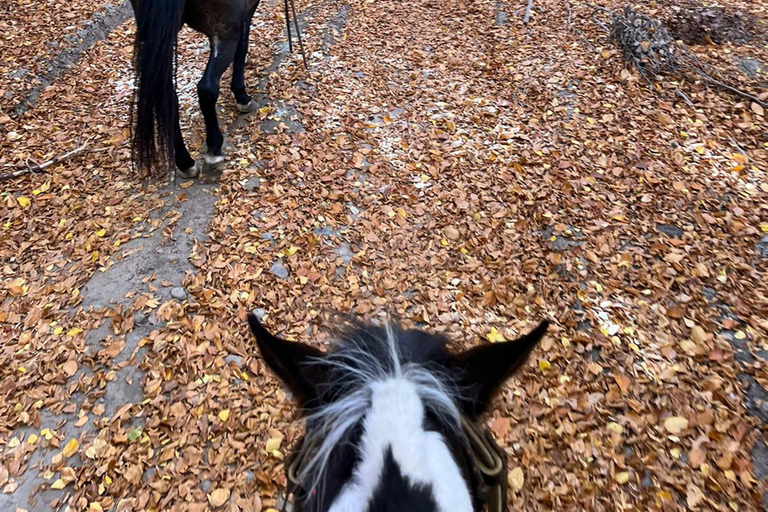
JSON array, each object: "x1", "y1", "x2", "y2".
[{"x1": 1, "y1": 0, "x2": 766, "y2": 511}]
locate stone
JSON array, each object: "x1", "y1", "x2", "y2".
[
  {"x1": 755, "y1": 234, "x2": 768, "y2": 259},
  {"x1": 170, "y1": 287, "x2": 187, "y2": 300},
  {"x1": 656, "y1": 223, "x2": 684, "y2": 238},
  {"x1": 335, "y1": 243, "x2": 354, "y2": 265},
  {"x1": 270, "y1": 261, "x2": 289, "y2": 279}
]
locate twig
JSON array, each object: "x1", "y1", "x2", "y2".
[
  {"x1": 727, "y1": 136, "x2": 748, "y2": 157},
  {"x1": 696, "y1": 72, "x2": 768, "y2": 109},
  {"x1": 0, "y1": 143, "x2": 88, "y2": 181},
  {"x1": 565, "y1": 0, "x2": 594, "y2": 49},
  {"x1": 590, "y1": 4, "x2": 611, "y2": 32},
  {"x1": 523, "y1": 0, "x2": 533, "y2": 23},
  {"x1": 676, "y1": 90, "x2": 695, "y2": 108}
]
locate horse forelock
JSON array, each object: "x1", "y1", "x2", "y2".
[{"x1": 295, "y1": 323, "x2": 472, "y2": 512}]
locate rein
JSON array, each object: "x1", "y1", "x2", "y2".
[{"x1": 281, "y1": 415, "x2": 508, "y2": 512}]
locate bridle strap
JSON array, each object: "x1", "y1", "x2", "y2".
[
  {"x1": 284, "y1": 416, "x2": 508, "y2": 512},
  {"x1": 460, "y1": 415, "x2": 507, "y2": 512}
]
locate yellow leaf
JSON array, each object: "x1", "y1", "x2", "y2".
[
  {"x1": 61, "y1": 438, "x2": 79, "y2": 458},
  {"x1": 286, "y1": 246, "x2": 299, "y2": 256},
  {"x1": 51, "y1": 479, "x2": 67, "y2": 490},
  {"x1": 89, "y1": 502, "x2": 103, "y2": 512},
  {"x1": 663, "y1": 416, "x2": 689, "y2": 435},
  {"x1": 218, "y1": 409, "x2": 230, "y2": 422},
  {"x1": 8, "y1": 437, "x2": 20, "y2": 448},
  {"x1": 53, "y1": 327, "x2": 63, "y2": 335},
  {"x1": 67, "y1": 328, "x2": 83, "y2": 337},
  {"x1": 732, "y1": 153, "x2": 748, "y2": 164},
  {"x1": 41, "y1": 428, "x2": 54, "y2": 440},
  {"x1": 486, "y1": 327, "x2": 506, "y2": 343},
  {"x1": 96, "y1": 229, "x2": 106, "y2": 237},
  {"x1": 208, "y1": 488, "x2": 230, "y2": 508},
  {"x1": 538, "y1": 360, "x2": 551, "y2": 372},
  {"x1": 734, "y1": 330, "x2": 746, "y2": 340},
  {"x1": 508, "y1": 466, "x2": 524, "y2": 492},
  {"x1": 265, "y1": 437, "x2": 282, "y2": 453},
  {"x1": 607, "y1": 422, "x2": 624, "y2": 435},
  {"x1": 28, "y1": 434, "x2": 38, "y2": 444},
  {"x1": 17, "y1": 196, "x2": 31, "y2": 208},
  {"x1": 615, "y1": 472, "x2": 629, "y2": 484}
]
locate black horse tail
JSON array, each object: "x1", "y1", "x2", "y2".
[{"x1": 132, "y1": 0, "x2": 185, "y2": 172}]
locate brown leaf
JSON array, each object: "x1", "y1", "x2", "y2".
[
  {"x1": 62, "y1": 360, "x2": 78, "y2": 377},
  {"x1": 208, "y1": 488, "x2": 231, "y2": 508}
]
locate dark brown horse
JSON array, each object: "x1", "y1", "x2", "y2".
[{"x1": 131, "y1": 0, "x2": 261, "y2": 178}]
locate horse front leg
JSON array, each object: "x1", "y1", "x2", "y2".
[
  {"x1": 231, "y1": 4, "x2": 259, "y2": 113},
  {"x1": 197, "y1": 35, "x2": 239, "y2": 179}
]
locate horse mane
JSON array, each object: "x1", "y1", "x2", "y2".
[{"x1": 296, "y1": 322, "x2": 465, "y2": 507}]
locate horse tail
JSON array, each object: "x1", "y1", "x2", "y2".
[{"x1": 131, "y1": 0, "x2": 185, "y2": 172}]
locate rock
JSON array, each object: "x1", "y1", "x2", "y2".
[
  {"x1": 270, "y1": 261, "x2": 289, "y2": 279},
  {"x1": 335, "y1": 243, "x2": 354, "y2": 265},
  {"x1": 260, "y1": 232, "x2": 274, "y2": 242},
  {"x1": 134, "y1": 311, "x2": 148, "y2": 325},
  {"x1": 737, "y1": 58, "x2": 763, "y2": 78},
  {"x1": 171, "y1": 287, "x2": 187, "y2": 300},
  {"x1": 656, "y1": 223, "x2": 684, "y2": 238},
  {"x1": 755, "y1": 234, "x2": 768, "y2": 259},
  {"x1": 642, "y1": 470, "x2": 654, "y2": 488},
  {"x1": 701, "y1": 287, "x2": 717, "y2": 303},
  {"x1": 224, "y1": 354, "x2": 243, "y2": 366},
  {"x1": 200, "y1": 479, "x2": 212, "y2": 492}
]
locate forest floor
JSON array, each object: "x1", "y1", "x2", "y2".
[{"x1": 0, "y1": 0, "x2": 766, "y2": 511}]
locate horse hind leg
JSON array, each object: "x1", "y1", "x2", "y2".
[
  {"x1": 173, "y1": 91, "x2": 199, "y2": 178},
  {"x1": 197, "y1": 35, "x2": 239, "y2": 179},
  {"x1": 232, "y1": 5, "x2": 258, "y2": 113}
]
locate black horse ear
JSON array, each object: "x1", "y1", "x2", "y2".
[
  {"x1": 248, "y1": 313, "x2": 326, "y2": 406},
  {"x1": 453, "y1": 321, "x2": 548, "y2": 418}
]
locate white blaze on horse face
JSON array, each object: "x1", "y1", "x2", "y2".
[{"x1": 328, "y1": 378, "x2": 473, "y2": 512}]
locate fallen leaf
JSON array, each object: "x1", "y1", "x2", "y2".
[
  {"x1": 62, "y1": 360, "x2": 78, "y2": 377},
  {"x1": 508, "y1": 467, "x2": 524, "y2": 492},
  {"x1": 61, "y1": 438, "x2": 79, "y2": 458},
  {"x1": 208, "y1": 488, "x2": 230, "y2": 508},
  {"x1": 663, "y1": 416, "x2": 689, "y2": 435},
  {"x1": 486, "y1": 327, "x2": 506, "y2": 343}
]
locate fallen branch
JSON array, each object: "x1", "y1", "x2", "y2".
[
  {"x1": 0, "y1": 143, "x2": 88, "y2": 181},
  {"x1": 696, "y1": 72, "x2": 768, "y2": 110},
  {"x1": 523, "y1": 0, "x2": 533, "y2": 23}
]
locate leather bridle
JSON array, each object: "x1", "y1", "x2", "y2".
[{"x1": 281, "y1": 415, "x2": 508, "y2": 512}]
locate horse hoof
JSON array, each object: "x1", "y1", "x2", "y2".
[
  {"x1": 201, "y1": 154, "x2": 225, "y2": 182},
  {"x1": 236, "y1": 100, "x2": 257, "y2": 113},
  {"x1": 177, "y1": 162, "x2": 200, "y2": 179}
]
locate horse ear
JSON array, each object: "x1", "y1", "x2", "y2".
[
  {"x1": 453, "y1": 321, "x2": 548, "y2": 418},
  {"x1": 248, "y1": 313, "x2": 326, "y2": 406}
]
